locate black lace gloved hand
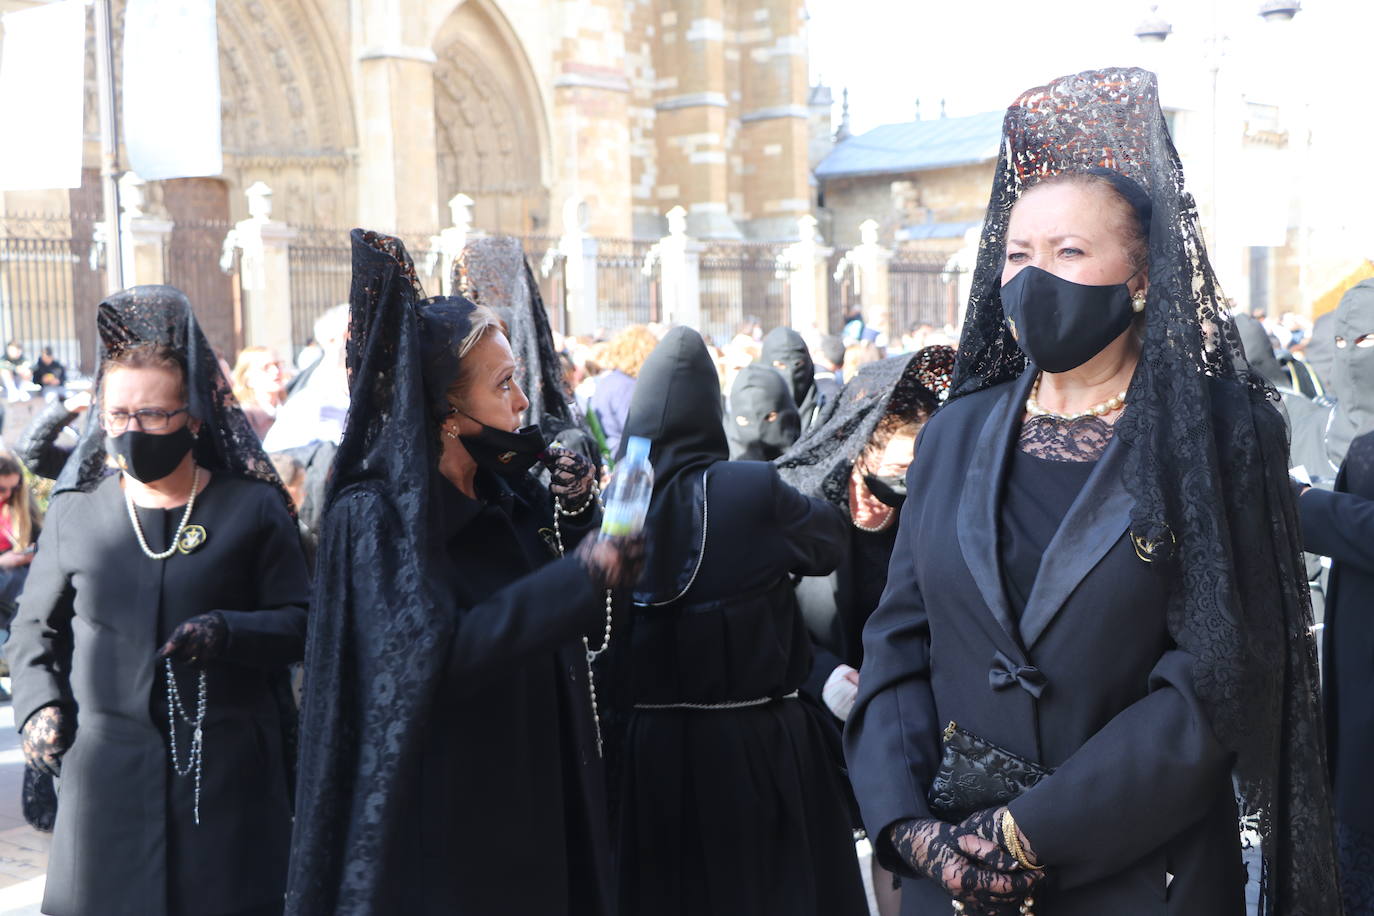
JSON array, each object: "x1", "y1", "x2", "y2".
[
  {"x1": 574, "y1": 533, "x2": 647, "y2": 590},
  {"x1": 889, "y1": 817, "x2": 1043, "y2": 915},
  {"x1": 158, "y1": 611, "x2": 228, "y2": 669},
  {"x1": 545, "y1": 446, "x2": 597, "y2": 513},
  {"x1": 959, "y1": 807, "x2": 1041, "y2": 867},
  {"x1": 21, "y1": 705, "x2": 73, "y2": 777}
]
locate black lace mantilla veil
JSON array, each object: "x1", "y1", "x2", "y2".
[
  {"x1": 53, "y1": 284, "x2": 292, "y2": 516},
  {"x1": 954, "y1": 68, "x2": 1338, "y2": 912},
  {"x1": 286, "y1": 230, "x2": 476, "y2": 914},
  {"x1": 775, "y1": 346, "x2": 955, "y2": 510},
  {"x1": 452, "y1": 236, "x2": 577, "y2": 437}
]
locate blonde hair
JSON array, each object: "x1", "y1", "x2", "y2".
[
  {"x1": 842, "y1": 341, "x2": 883, "y2": 382},
  {"x1": 230, "y1": 346, "x2": 282, "y2": 407},
  {"x1": 0, "y1": 453, "x2": 36, "y2": 550},
  {"x1": 446, "y1": 304, "x2": 507, "y2": 406},
  {"x1": 602, "y1": 325, "x2": 658, "y2": 377}
]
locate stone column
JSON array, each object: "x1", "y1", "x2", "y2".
[
  {"x1": 781, "y1": 215, "x2": 832, "y2": 333},
  {"x1": 232, "y1": 182, "x2": 296, "y2": 354},
  {"x1": 551, "y1": 0, "x2": 633, "y2": 238},
  {"x1": 852, "y1": 219, "x2": 892, "y2": 337},
  {"x1": 736, "y1": 0, "x2": 811, "y2": 240},
  {"x1": 656, "y1": 206, "x2": 703, "y2": 329},
  {"x1": 354, "y1": 3, "x2": 440, "y2": 235},
  {"x1": 560, "y1": 197, "x2": 601, "y2": 335},
  {"x1": 117, "y1": 173, "x2": 173, "y2": 286},
  {"x1": 653, "y1": 0, "x2": 739, "y2": 239}
]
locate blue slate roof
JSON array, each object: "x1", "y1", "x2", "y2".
[{"x1": 815, "y1": 110, "x2": 1004, "y2": 180}]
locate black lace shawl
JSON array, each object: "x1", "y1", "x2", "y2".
[
  {"x1": 285, "y1": 230, "x2": 477, "y2": 914},
  {"x1": 453, "y1": 236, "x2": 576, "y2": 437},
  {"x1": 775, "y1": 347, "x2": 954, "y2": 514},
  {"x1": 951, "y1": 67, "x2": 1338, "y2": 912},
  {"x1": 53, "y1": 285, "x2": 292, "y2": 517}
]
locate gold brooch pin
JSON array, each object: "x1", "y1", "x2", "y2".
[{"x1": 177, "y1": 525, "x2": 208, "y2": 555}]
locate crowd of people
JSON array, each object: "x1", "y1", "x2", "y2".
[{"x1": 0, "y1": 66, "x2": 1367, "y2": 916}]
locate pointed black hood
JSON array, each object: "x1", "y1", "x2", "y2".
[
  {"x1": 620, "y1": 327, "x2": 726, "y2": 603},
  {"x1": 759, "y1": 326, "x2": 815, "y2": 410}
]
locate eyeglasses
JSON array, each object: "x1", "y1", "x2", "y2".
[{"x1": 99, "y1": 407, "x2": 189, "y2": 433}]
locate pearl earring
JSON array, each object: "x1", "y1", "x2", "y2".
[{"x1": 1131, "y1": 289, "x2": 1147, "y2": 313}]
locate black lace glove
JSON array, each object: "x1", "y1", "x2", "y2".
[
  {"x1": 21, "y1": 705, "x2": 73, "y2": 777},
  {"x1": 888, "y1": 817, "x2": 1043, "y2": 915},
  {"x1": 545, "y1": 446, "x2": 597, "y2": 513},
  {"x1": 574, "y1": 533, "x2": 646, "y2": 590},
  {"x1": 158, "y1": 611, "x2": 228, "y2": 669},
  {"x1": 959, "y1": 807, "x2": 1041, "y2": 868}
]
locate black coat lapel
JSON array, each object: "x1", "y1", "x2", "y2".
[
  {"x1": 1019, "y1": 433, "x2": 1134, "y2": 650},
  {"x1": 956, "y1": 371, "x2": 1036, "y2": 647}
]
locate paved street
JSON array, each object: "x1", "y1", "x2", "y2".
[{"x1": 0, "y1": 696, "x2": 49, "y2": 916}]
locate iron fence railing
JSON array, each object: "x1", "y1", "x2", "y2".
[
  {"x1": 889, "y1": 252, "x2": 964, "y2": 333},
  {"x1": 0, "y1": 213, "x2": 104, "y2": 375},
  {"x1": 699, "y1": 241, "x2": 788, "y2": 346},
  {"x1": 595, "y1": 238, "x2": 658, "y2": 333},
  {"x1": 287, "y1": 226, "x2": 352, "y2": 360},
  {"x1": 164, "y1": 218, "x2": 239, "y2": 357}
]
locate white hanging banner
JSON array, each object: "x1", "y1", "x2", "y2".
[
  {"x1": 123, "y1": 0, "x2": 222, "y2": 180},
  {"x1": 0, "y1": 0, "x2": 88, "y2": 191}
]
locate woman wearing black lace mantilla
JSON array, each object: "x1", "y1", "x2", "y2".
[
  {"x1": 285, "y1": 231, "x2": 643, "y2": 915},
  {"x1": 8, "y1": 286, "x2": 310, "y2": 916},
  {"x1": 844, "y1": 69, "x2": 1340, "y2": 915}
]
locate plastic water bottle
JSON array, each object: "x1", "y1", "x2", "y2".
[{"x1": 600, "y1": 436, "x2": 654, "y2": 538}]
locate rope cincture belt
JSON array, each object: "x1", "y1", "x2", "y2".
[{"x1": 634, "y1": 691, "x2": 799, "y2": 711}]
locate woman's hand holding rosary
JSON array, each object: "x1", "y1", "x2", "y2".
[
  {"x1": 888, "y1": 813, "x2": 1043, "y2": 915},
  {"x1": 158, "y1": 611, "x2": 229, "y2": 669},
  {"x1": 545, "y1": 446, "x2": 597, "y2": 514}
]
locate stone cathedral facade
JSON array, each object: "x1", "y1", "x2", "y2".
[{"x1": 0, "y1": 0, "x2": 815, "y2": 243}]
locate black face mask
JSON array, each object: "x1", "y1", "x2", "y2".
[
  {"x1": 107, "y1": 426, "x2": 196, "y2": 484},
  {"x1": 458, "y1": 417, "x2": 547, "y2": 478},
  {"x1": 1000, "y1": 266, "x2": 1137, "y2": 373},
  {"x1": 863, "y1": 473, "x2": 907, "y2": 509}
]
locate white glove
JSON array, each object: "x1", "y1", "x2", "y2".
[{"x1": 822, "y1": 664, "x2": 859, "y2": 721}]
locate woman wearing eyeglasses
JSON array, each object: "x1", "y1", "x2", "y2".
[{"x1": 8, "y1": 286, "x2": 309, "y2": 916}]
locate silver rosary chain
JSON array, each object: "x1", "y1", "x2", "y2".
[
  {"x1": 124, "y1": 465, "x2": 200, "y2": 561},
  {"x1": 164, "y1": 657, "x2": 207, "y2": 825},
  {"x1": 552, "y1": 482, "x2": 612, "y2": 756}
]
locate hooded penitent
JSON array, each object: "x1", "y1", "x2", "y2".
[
  {"x1": 950, "y1": 67, "x2": 1337, "y2": 913},
  {"x1": 1304, "y1": 311, "x2": 1336, "y2": 389},
  {"x1": 776, "y1": 346, "x2": 954, "y2": 513},
  {"x1": 1233, "y1": 314, "x2": 1285, "y2": 389},
  {"x1": 1326, "y1": 279, "x2": 1374, "y2": 464},
  {"x1": 55, "y1": 285, "x2": 291, "y2": 514},
  {"x1": 726, "y1": 363, "x2": 801, "y2": 461},
  {"x1": 286, "y1": 230, "x2": 481, "y2": 913},
  {"x1": 759, "y1": 327, "x2": 823, "y2": 428}
]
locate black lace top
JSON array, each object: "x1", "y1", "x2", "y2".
[{"x1": 999, "y1": 415, "x2": 1114, "y2": 621}]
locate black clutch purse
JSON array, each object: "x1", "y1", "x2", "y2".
[{"x1": 927, "y1": 721, "x2": 1053, "y2": 823}]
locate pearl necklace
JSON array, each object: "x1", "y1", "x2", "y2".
[
  {"x1": 852, "y1": 503, "x2": 895, "y2": 533},
  {"x1": 125, "y1": 465, "x2": 201, "y2": 561},
  {"x1": 1025, "y1": 375, "x2": 1127, "y2": 421}
]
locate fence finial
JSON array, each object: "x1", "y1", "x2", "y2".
[
  {"x1": 666, "y1": 206, "x2": 688, "y2": 238},
  {"x1": 246, "y1": 181, "x2": 273, "y2": 221},
  {"x1": 448, "y1": 193, "x2": 474, "y2": 232}
]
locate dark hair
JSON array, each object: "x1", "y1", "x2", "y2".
[{"x1": 1020, "y1": 170, "x2": 1149, "y2": 271}]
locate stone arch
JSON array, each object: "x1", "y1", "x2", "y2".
[
  {"x1": 432, "y1": 0, "x2": 551, "y2": 234},
  {"x1": 216, "y1": 0, "x2": 358, "y2": 226}
]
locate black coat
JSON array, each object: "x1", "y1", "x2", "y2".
[
  {"x1": 845, "y1": 369, "x2": 1246, "y2": 915},
  {"x1": 8, "y1": 474, "x2": 309, "y2": 916},
  {"x1": 612, "y1": 326, "x2": 867, "y2": 916},
  {"x1": 398, "y1": 468, "x2": 613, "y2": 914},
  {"x1": 1299, "y1": 430, "x2": 1374, "y2": 828}
]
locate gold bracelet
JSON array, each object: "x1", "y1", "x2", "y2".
[{"x1": 1001, "y1": 808, "x2": 1044, "y2": 871}]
